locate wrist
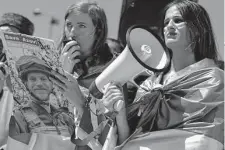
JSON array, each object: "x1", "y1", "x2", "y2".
[{"x1": 116, "y1": 110, "x2": 127, "y2": 122}]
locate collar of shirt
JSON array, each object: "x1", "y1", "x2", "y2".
[
  {"x1": 40, "y1": 103, "x2": 51, "y2": 113},
  {"x1": 31, "y1": 98, "x2": 51, "y2": 113}
]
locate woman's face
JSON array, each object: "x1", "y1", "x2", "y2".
[
  {"x1": 163, "y1": 5, "x2": 191, "y2": 49},
  {"x1": 65, "y1": 12, "x2": 96, "y2": 57}
]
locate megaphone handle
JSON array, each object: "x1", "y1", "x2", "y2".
[{"x1": 113, "y1": 100, "x2": 124, "y2": 112}]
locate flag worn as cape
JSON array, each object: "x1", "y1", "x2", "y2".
[{"x1": 117, "y1": 58, "x2": 224, "y2": 150}]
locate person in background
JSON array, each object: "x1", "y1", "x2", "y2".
[
  {"x1": 0, "y1": 12, "x2": 34, "y2": 62},
  {"x1": 0, "y1": 13, "x2": 34, "y2": 149},
  {"x1": 102, "y1": 0, "x2": 224, "y2": 149},
  {"x1": 106, "y1": 38, "x2": 124, "y2": 57}
]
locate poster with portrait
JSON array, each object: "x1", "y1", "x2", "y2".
[{"x1": 0, "y1": 30, "x2": 70, "y2": 109}]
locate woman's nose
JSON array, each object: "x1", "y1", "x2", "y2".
[
  {"x1": 69, "y1": 26, "x2": 78, "y2": 38},
  {"x1": 167, "y1": 19, "x2": 176, "y2": 29}
]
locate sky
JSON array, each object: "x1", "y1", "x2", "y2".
[{"x1": 0, "y1": 0, "x2": 224, "y2": 60}]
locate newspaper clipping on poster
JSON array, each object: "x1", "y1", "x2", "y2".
[{"x1": 0, "y1": 31, "x2": 70, "y2": 108}]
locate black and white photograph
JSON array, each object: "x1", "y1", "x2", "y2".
[{"x1": 0, "y1": 0, "x2": 224, "y2": 150}]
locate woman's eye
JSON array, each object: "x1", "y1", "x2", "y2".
[
  {"x1": 66, "y1": 22, "x2": 73, "y2": 29},
  {"x1": 174, "y1": 18, "x2": 184, "y2": 24},
  {"x1": 164, "y1": 20, "x2": 169, "y2": 27},
  {"x1": 78, "y1": 24, "x2": 86, "y2": 28}
]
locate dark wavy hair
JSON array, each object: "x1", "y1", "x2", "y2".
[
  {"x1": 58, "y1": 1, "x2": 109, "y2": 61},
  {"x1": 160, "y1": 0, "x2": 218, "y2": 62}
]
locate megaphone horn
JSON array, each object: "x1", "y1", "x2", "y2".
[{"x1": 89, "y1": 25, "x2": 171, "y2": 111}]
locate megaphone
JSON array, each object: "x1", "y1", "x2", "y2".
[{"x1": 89, "y1": 25, "x2": 171, "y2": 111}]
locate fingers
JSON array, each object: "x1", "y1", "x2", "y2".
[
  {"x1": 69, "y1": 50, "x2": 81, "y2": 61},
  {"x1": 49, "y1": 76, "x2": 66, "y2": 92},
  {"x1": 51, "y1": 70, "x2": 68, "y2": 84},
  {"x1": 61, "y1": 40, "x2": 80, "y2": 55},
  {"x1": 62, "y1": 40, "x2": 77, "y2": 54},
  {"x1": 104, "y1": 82, "x2": 123, "y2": 96},
  {"x1": 102, "y1": 95, "x2": 123, "y2": 111},
  {"x1": 103, "y1": 85, "x2": 121, "y2": 99},
  {"x1": 61, "y1": 41, "x2": 81, "y2": 67},
  {"x1": 51, "y1": 69, "x2": 78, "y2": 86},
  {"x1": 64, "y1": 71, "x2": 77, "y2": 82},
  {"x1": 67, "y1": 45, "x2": 80, "y2": 56},
  {"x1": 104, "y1": 91, "x2": 123, "y2": 101},
  {"x1": 102, "y1": 83, "x2": 124, "y2": 111}
]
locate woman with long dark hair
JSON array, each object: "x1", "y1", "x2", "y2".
[
  {"x1": 102, "y1": 0, "x2": 224, "y2": 149},
  {"x1": 58, "y1": 1, "x2": 122, "y2": 88}
]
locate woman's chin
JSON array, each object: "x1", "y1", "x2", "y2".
[{"x1": 165, "y1": 40, "x2": 179, "y2": 49}]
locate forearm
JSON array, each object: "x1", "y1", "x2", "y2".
[
  {"x1": 72, "y1": 95, "x2": 85, "y2": 116},
  {"x1": 116, "y1": 110, "x2": 130, "y2": 144},
  {"x1": 69, "y1": 87, "x2": 87, "y2": 116}
]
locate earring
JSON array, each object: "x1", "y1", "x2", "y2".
[{"x1": 185, "y1": 41, "x2": 196, "y2": 53}]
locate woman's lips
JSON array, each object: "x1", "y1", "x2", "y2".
[{"x1": 166, "y1": 32, "x2": 177, "y2": 39}]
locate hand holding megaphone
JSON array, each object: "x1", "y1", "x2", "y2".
[{"x1": 101, "y1": 82, "x2": 124, "y2": 113}]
